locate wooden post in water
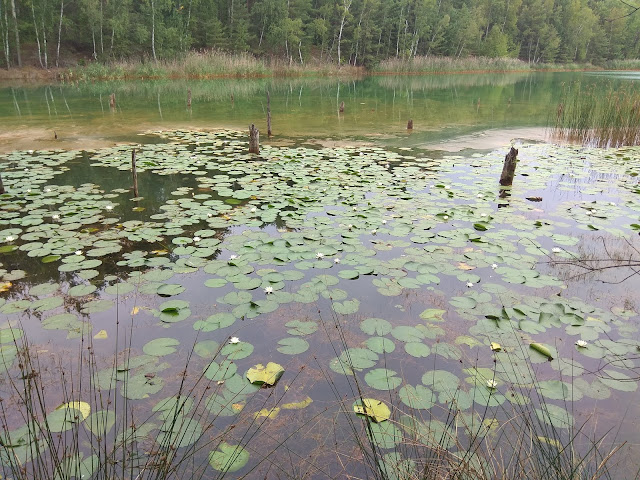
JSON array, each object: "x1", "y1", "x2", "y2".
[
  {"x1": 267, "y1": 90, "x2": 272, "y2": 137},
  {"x1": 109, "y1": 93, "x2": 116, "y2": 110},
  {"x1": 187, "y1": 89, "x2": 192, "y2": 109},
  {"x1": 339, "y1": 101, "x2": 345, "y2": 113},
  {"x1": 249, "y1": 124, "x2": 260, "y2": 154},
  {"x1": 0, "y1": 172, "x2": 5, "y2": 194},
  {"x1": 407, "y1": 119, "x2": 413, "y2": 130},
  {"x1": 131, "y1": 148, "x2": 139, "y2": 197},
  {"x1": 499, "y1": 147, "x2": 519, "y2": 186}
]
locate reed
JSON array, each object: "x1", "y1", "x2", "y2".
[
  {"x1": 374, "y1": 56, "x2": 530, "y2": 73},
  {"x1": 552, "y1": 81, "x2": 640, "y2": 147},
  {"x1": 62, "y1": 51, "x2": 362, "y2": 82}
]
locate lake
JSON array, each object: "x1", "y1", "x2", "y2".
[{"x1": 0, "y1": 71, "x2": 639, "y2": 479}]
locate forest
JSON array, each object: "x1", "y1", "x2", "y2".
[{"x1": 1, "y1": 0, "x2": 640, "y2": 70}]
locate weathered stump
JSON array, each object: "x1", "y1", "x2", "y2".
[
  {"x1": 267, "y1": 90, "x2": 272, "y2": 137},
  {"x1": 132, "y1": 149, "x2": 139, "y2": 197},
  {"x1": 109, "y1": 93, "x2": 116, "y2": 110},
  {"x1": 187, "y1": 89, "x2": 192, "y2": 109},
  {"x1": 0, "y1": 172, "x2": 5, "y2": 194},
  {"x1": 249, "y1": 124, "x2": 260, "y2": 154},
  {"x1": 407, "y1": 119, "x2": 413, "y2": 130},
  {"x1": 499, "y1": 147, "x2": 519, "y2": 186},
  {"x1": 339, "y1": 101, "x2": 345, "y2": 113}
]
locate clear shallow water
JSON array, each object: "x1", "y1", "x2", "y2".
[
  {"x1": 0, "y1": 75, "x2": 639, "y2": 479},
  {"x1": 3, "y1": 71, "x2": 637, "y2": 153}
]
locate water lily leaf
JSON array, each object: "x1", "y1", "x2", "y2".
[
  {"x1": 277, "y1": 337, "x2": 309, "y2": 355},
  {"x1": 204, "y1": 360, "x2": 237, "y2": 381},
  {"x1": 282, "y1": 396, "x2": 313, "y2": 410},
  {"x1": 85, "y1": 410, "x2": 116, "y2": 437},
  {"x1": 332, "y1": 298, "x2": 360, "y2": 314},
  {"x1": 68, "y1": 284, "x2": 97, "y2": 297},
  {"x1": 530, "y1": 342, "x2": 554, "y2": 360},
  {"x1": 194, "y1": 340, "x2": 220, "y2": 358},
  {"x1": 157, "y1": 284, "x2": 185, "y2": 296},
  {"x1": 209, "y1": 443, "x2": 249, "y2": 473},
  {"x1": 221, "y1": 341, "x2": 254, "y2": 360},
  {"x1": 599, "y1": 369, "x2": 637, "y2": 392},
  {"x1": 360, "y1": 317, "x2": 392, "y2": 336},
  {"x1": 398, "y1": 385, "x2": 435, "y2": 410},
  {"x1": 405, "y1": 342, "x2": 430, "y2": 358},
  {"x1": 143, "y1": 338, "x2": 180, "y2": 356},
  {"x1": 365, "y1": 336, "x2": 395, "y2": 354},
  {"x1": 246, "y1": 362, "x2": 284, "y2": 386},
  {"x1": 368, "y1": 421, "x2": 403, "y2": 449},
  {"x1": 157, "y1": 417, "x2": 202, "y2": 448},
  {"x1": 285, "y1": 320, "x2": 318, "y2": 336},
  {"x1": 194, "y1": 312, "x2": 236, "y2": 331},
  {"x1": 365, "y1": 368, "x2": 401, "y2": 391},
  {"x1": 353, "y1": 398, "x2": 391, "y2": 423},
  {"x1": 157, "y1": 300, "x2": 190, "y2": 323}
]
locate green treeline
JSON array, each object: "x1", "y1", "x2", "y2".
[{"x1": 1, "y1": 0, "x2": 639, "y2": 69}]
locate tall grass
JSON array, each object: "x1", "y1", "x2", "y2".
[
  {"x1": 374, "y1": 56, "x2": 531, "y2": 74},
  {"x1": 62, "y1": 51, "x2": 363, "y2": 82},
  {"x1": 552, "y1": 81, "x2": 640, "y2": 147}
]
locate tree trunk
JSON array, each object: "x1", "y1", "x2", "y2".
[
  {"x1": 499, "y1": 147, "x2": 518, "y2": 186},
  {"x1": 9, "y1": 0, "x2": 20, "y2": 67},
  {"x1": 31, "y1": 3, "x2": 43, "y2": 68},
  {"x1": 2, "y1": 1, "x2": 10, "y2": 68},
  {"x1": 337, "y1": 0, "x2": 352, "y2": 65},
  {"x1": 42, "y1": 18, "x2": 48, "y2": 68},
  {"x1": 56, "y1": 0, "x2": 64, "y2": 67},
  {"x1": 248, "y1": 124, "x2": 259, "y2": 154},
  {"x1": 151, "y1": 0, "x2": 157, "y2": 62}
]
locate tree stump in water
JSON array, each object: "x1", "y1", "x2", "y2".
[
  {"x1": 0, "y1": 172, "x2": 5, "y2": 194},
  {"x1": 339, "y1": 101, "x2": 344, "y2": 113},
  {"x1": 109, "y1": 93, "x2": 116, "y2": 110},
  {"x1": 267, "y1": 90, "x2": 272, "y2": 137},
  {"x1": 187, "y1": 89, "x2": 191, "y2": 109},
  {"x1": 249, "y1": 124, "x2": 260, "y2": 154},
  {"x1": 499, "y1": 147, "x2": 519, "y2": 186},
  {"x1": 131, "y1": 149, "x2": 139, "y2": 197},
  {"x1": 407, "y1": 119, "x2": 413, "y2": 130}
]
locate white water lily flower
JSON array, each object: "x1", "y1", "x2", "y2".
[
  {"x1": 264, "y1": 286, "x2": 273, "y2": 294},
  {"x1": 371, "y1": 229, "x2": 377, "y2": 234},
  {"x1": 105, "y1": 205, "x2": 114, "y2": 210},
  {"x1": 610, "y1": 202, "x2": 616, "y2": 206},
  {"x1": 316, "y1": 252, "x2": 324, "y2": 259},
  {"x1": 229, "y1": 337, "x2": 240, "y2": 344},
  {"x1": 45, "y1": 188, "x2": 51, "y2": 192},
  {"x1": 551, "y1": 247, "x2": 562, "y2": 253},
  {"x1": 480, "y1": 213, "x2": 487, "y2": 217},
  {"x1": 250, "y1": 207, "x2": 257, "y2": 213},
  {"x1": 347, "y1": 224, "x2": 353, "y2": 229},
  {"x1": 27, "y1": 150, "x2": 34, "y2": 154},
  {"x1": 477, "y1": 193, "x2": 483, "y2": 198},
  {"x1": 382, "y1": 219, "x2": 387, "y2": 224},
  {"x1": 229, "y1": 255, "x2": 237, "y2": 260},
  {"x1": 26, "y1": 189, "x2": 31, "y2": 193},
  {"x1": 466, "y1": 282, "x2": 474, "y2": 288},
  {"x1": 486, "y1": 379, "x2": 498, "y2": 389},
  {"x1": 491, "y1": 263, "x2": 498, "y2": 269},
  {"x1": 352, "y1": 206, "x2": 357, "y2": 211},
  {"x1": 575, "y1": 339, "x2": 588, "y2": 348},
  {"x1": 334, "y1": 258, "x2": 341, "y2": 264},
  {"x1": 5, "y1": 236, "x2": 14, "y2": 242},
  {"x1": 193, "y1": 236, "x2": 201, "y2": 242},
  {"x1": 75, "y1": 250, "x2": 82, "y2": 255},
  {"x1": 444, "y1": 185, "x2": 450, "y2": 190},
  {"x1": 207, "y1": 213, "x2": 213, "y2": 218},
  {"x1": 443, "y1": 215, "x2": 449, "y2": 220},
  {"x1": 52, "y1": 214, "x2": 60, "y2": 220}
]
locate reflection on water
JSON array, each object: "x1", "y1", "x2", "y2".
[{"x1": 1, "y1": 71, "x2": 634, "y2": 153}]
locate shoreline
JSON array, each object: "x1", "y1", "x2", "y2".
[{"x1": 0, "y1": 60, "x2": 629, "y2": 86}]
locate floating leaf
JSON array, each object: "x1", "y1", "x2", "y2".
[
  {"x1": 246, "y1": 362, "x2": 284, "y2": 386},
  {"x1": 353, "y1": 398, "x2": 391, "y2": 423},
  {"x1": 277, "y1": 337, "x2": 309, "y2": 355},
  {"x1": 365, "y1": 368, "x2": 401, "y2": 391},
  {"x1": 208, "y1": 443, "x2": 249, "y2": 473},
  {"x1": 143, "y1": 338, "x2": 180, "y2": 356}
]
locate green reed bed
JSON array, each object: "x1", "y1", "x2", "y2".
[
  {"x1": 62, "y1": 51, "x2": 361, "y2": 82},
  {"x1": 553, "y1": 82, "x2": 640, "y2": 147},
  {"x1": 374, "y1": 56, "x2": 531, "y2": 74}
]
